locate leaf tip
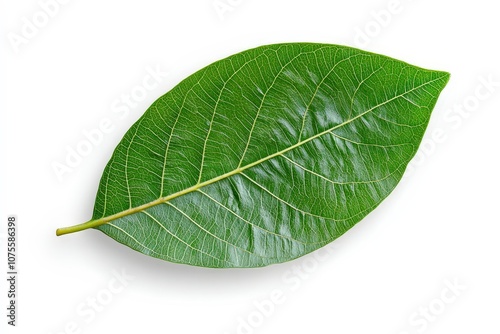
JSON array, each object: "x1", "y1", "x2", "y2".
[{"x1": 441, "y1": 70, "x2": 451, "y2": 83}]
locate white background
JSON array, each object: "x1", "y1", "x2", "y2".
[{"x1": 1, "y1": 0, "x2": 499, "y2": 333}]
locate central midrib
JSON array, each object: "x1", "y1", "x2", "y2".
[{"x1": 55, "y1": 75, "x2": 444, "y2": 236}]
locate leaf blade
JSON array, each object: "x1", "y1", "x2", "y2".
[{"x1": 62, "y1": 43, "x2": 449, "y2": 267}]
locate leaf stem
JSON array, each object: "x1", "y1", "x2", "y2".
[{"x1": 56, "y1": 220, "x2": 105, "y2": 236}]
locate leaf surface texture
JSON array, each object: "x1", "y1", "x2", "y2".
[{"x1": 90, "y1": 43, "x2": 449, "y2": 267}]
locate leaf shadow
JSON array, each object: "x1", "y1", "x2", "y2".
[{"x1": 83, "y1": 229, "x2": 295, "y2": 293}]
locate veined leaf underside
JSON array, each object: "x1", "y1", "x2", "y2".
[{"x1": 56, "y1": 43, "x2": 449, "y2": 268}]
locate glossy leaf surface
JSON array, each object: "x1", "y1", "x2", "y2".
[{"x1": 59, "y1": 43, "x2": 449, "y2": 267}]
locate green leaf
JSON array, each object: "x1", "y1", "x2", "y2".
[{"x1": 56, "y1": 43, "x2": 449, "y2": 268}]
